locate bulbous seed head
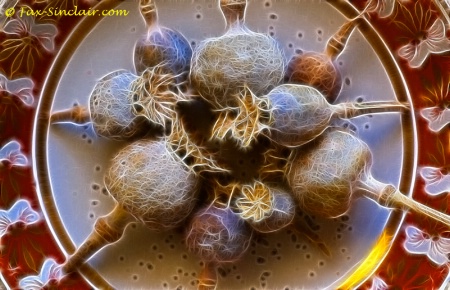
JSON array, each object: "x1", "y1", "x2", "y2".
[
  {"x1": 190, "y1": 27, "x2": 286, "y2": 109},
  {"x1": 267, "y1": 84, "x2": 334, "y2": 147},
  {"x1": 134, "y1": 27, "x2": 192, "y2": 80},
  {"x1": 90, "y1": 70, "x2": 147, "y2": 140},
  {"x1": 185, "y1": 204, "x2": 252, "y2": 263},
  {"x1": 105, "y1": 139, "x2": 200, "y2": 230},
  {"x1": 288, "y1": 130, "x2": 371, "y2": 218},
  {"x1": 286, "y1": 52, "x2": 342, "y2": 103}
]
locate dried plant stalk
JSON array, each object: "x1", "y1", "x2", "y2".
[
  {"x1": 139, "y1": 0, "x2": 157, "y2": 27},
  {"x1": 50, "y1": 105, "x2": 90, "y2": 124},
  {"x1": 167, "y1": 116, "x2": 229, "y2": 174},
  {"x1": 198, "y1": 261, "x2": 218, "y2": 290},
  {"x1": 130, "y1": 66, "x2": 180, "y2": 129},
  {"x1": 211, "y1": 86, "x2": 270, "y2": 148},
  {"x1": 62, "y1": 205, "x2": 134, "y2": 273},
  {"x1": 325, "y1": 18, "x2": 363, "y2": 60}
]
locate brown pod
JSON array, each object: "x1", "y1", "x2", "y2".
[
  {"x1": 288, "y1": 130, "x2": 368, "y2": 218},
  {"x1": 286, "y1": 52, "x2": 342, "y2": 103},
  {"x1": 286, "y1": 19, "x2": 362, "y2": 103},
  {"x1": 105, "y1": 139, "x2": 200, "y2": 230},
  {"x1": 288, "y1": 130, "x2": 450, "y2": 228}
]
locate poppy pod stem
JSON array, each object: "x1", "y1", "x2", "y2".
[
  {"x1": 62, "y1": 205, "x2": 134, "y2": 274},
  {"x1": 50, "y1": 105, "x2": 90, "y2": 124},
  {"x1": 220, "y1": 0, "x2": 246, "y2": 29},
  {"x1": 198, "y1": 262, "x2": 218, "y2": 290},
  {"x1": 374, "y1": 184, "x2": 450, "y2": 228},
  {"x1": 139, "y1": 0, "x2": 158, "y2": 28},
  {"x1": 334, "y1": 100, "x2": 410, "y2": 119},
  {"x1": 325, "y1": 17, "x2": 362, "y2": 60}
]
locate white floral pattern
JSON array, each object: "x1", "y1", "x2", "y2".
[
  {"x1": 420, "y1": 166, "x2": 450, "y2": 196},
  {"x1": 398, "y1": 18, "x2": 450, "y2": 68},
  {"x1": 0, "y1": 73, "x2": 34, "y2": 106},
  {"x1": 0, "y1": 199, "x2": 40, "y2": 237},
  {"x1": 404, "y1": 225, "x2": 450, "y2": 265},
  {"x1": 420, "y1": 107, "x2": 450, "y2": 132},
  {"x1": 0, "y1": 140, "x2": 28, "y2": 166},
  {"x1": 365, "y1": 0, "x2": 396, "y2": 18},
  {"x1": 3, "y1": 12, "x2": 57, "y2": 52},
  {"x1": 19, "y1": 259, "x2": 63, "y2": 290},
  {"x1": 370, "y1": 276, "x2": 389, "y2": 290},
  {"x1": 365, "y1": 0, "x2": 413, "y2": 18}
]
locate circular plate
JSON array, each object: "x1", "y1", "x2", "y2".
[{"x1": 1, "y1": 0, "x2": 450, "y2": 289}]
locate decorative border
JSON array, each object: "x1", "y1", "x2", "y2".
[{"x1": 0, "y1": 0, "x2": 449, "y2": 289}]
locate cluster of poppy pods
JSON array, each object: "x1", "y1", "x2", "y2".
[{"x1": 47, "y1": 1, "x2": 450, "y2": 289}]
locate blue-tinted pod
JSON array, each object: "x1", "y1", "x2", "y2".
[{"x1": 134, "y1": 27, "x2": 192, "y2": 82}]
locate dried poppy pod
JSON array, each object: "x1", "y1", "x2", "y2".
[
  {"x1": 286, "y1": 18, "x2": 363, "y2": 103},
  {"x1": 185, "y1": 203, "x2": 252, "y2": 290},
  {"x1": 213, "y1": 84, "x2": 407, "y2": 149},
  {"x1": 288, "y1": 130, "x2": 369, "y2": 218},
  {"x1": 134, "y1": 0, "x2": 192, "y2": 80},
  {"x1": 89, "y1": 70, "x2": 145, "y2": 139},
  {"x1": 50, "y1": 70, "x2": 153, "y2": 140},
  {"x1": 234, "y1": 181, "x2": 295, "y2": 233},
  {"x1": 62, "y1": 139, "x2": 201, "y2": 274},
  {"x1": 208, "y1": 178, "x2": 331, "y2": 256},
  {"x1": 190, "y1": 0, "x2": 286, "y2": 109},
  {"x1": 287, "y1": 52, "x2": 342, "y2": 102},
  {"x1": 265, "y1": 84, "x2": 408, "y2": 147},
  {"x1": 105, "y1": 139, "x2": 200, "y2": 229},
  {"x1": 50, "y1": 66, "x2": 181, "y2": 140},
  {"x1": 288, "y1": 130, "x2": 450, "y2": 228}
]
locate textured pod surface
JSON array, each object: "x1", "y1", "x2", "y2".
[
  {"x1": 134, "y1": 27, "x2": 192, "y2": 79},
  {"x1": 286, "y1": 52, "x2": 342, "y2": 103},
  {"x1": 105, "y1": 139, "x2": 199, "y2": 230},
  {"x1": 288, "y1": 130, "x2": 371, "y2": 218},
  {"x1": 242, "y1": 185, "x2": 296, "y2": 233},
  {"x1": 185, "y1": 205, "x2": 252, "y2": 263},
  {"x1": 190, "y1": 26, "x2": 286, "y2": 108},
  {"x1": 130, "y1": 65, "x2": 180, "y2": 131},
  {"x1": 89, "y1": 70, "x2": 146, "y2": 140},
  {"x1": 267, "y1": 84, "x2": 333, "y2": 147}
]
